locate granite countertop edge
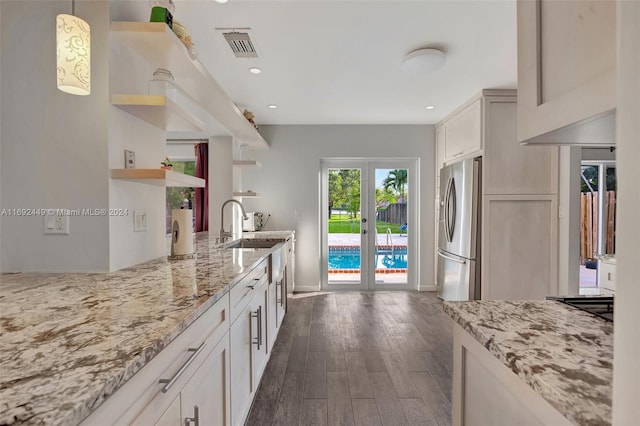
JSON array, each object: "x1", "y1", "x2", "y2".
[{"x1": 443, "y1": 300, "x2": 613, "y2": 426}]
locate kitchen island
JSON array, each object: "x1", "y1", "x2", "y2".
[
  {"x1": 443, "y1": 300, "x2": 613, "y2": 426},
  {"x1": 0, "y1": 231, "x2": 293, "y2": 425}
]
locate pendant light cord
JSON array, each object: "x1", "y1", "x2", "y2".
[{"x1": 71, "y1": 0, "x2": 75, "y2": 16}]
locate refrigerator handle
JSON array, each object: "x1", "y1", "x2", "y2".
[
  {"x1": 437, "y1": 249, "x2": 467, "y2": 264},
  {"x1": 443, "y1": 177, "x2": 453, "y2": 243},
  {"x1": 448, "y1": 178, "x2": 457, "y2": 241}
]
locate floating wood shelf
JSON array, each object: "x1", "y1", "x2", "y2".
[
  {"x1": 111, "y1": 21, "x2": 268, "y2": 149},
  {"x1": 233, "y1": 191, "x2": 259, "y2": 198},
  {"x1": 232, "y1": 160, "x2": 262, "y2": 168},
  {"x1": 111, "y1": 169, "x2": 205, "y2": 188},
  {"x1": 112, "y1": 94, "x2": 205, "y2": 132}
]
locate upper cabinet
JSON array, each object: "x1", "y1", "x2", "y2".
[
  {"x1": 111, "y1": 22, "x2": 268, "y2": 149},
  {"x1": 517, "y1": 0, "x2": 616, "y2": 145},
  {"x1": 441, "y1": 98, "x2": 483, "y2": 163}
]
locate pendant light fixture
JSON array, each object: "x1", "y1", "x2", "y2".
[{"x1": 56, "y1": 0, "x2": 91, "y2": 95}]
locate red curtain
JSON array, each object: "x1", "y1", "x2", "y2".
[{"x1": 195, "y1": 143, "x2": 208, "y2": 232}]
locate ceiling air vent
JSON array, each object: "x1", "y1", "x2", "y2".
[{"x1": 218, "y1": 29, "x2": 258, "y2": 58}]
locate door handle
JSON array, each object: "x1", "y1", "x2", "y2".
[
  {"x1": 362, "y1": 230, "x2": 367, "y2": 234},
  {"x1": 437, "y1": 249, "x2": 466, "y2": 264},
  {"x1": 251, "y1": 308, "x2": 261, "y2": 350}
]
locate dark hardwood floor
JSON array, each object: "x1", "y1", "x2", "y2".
[{"x1": 246, "y1": 291, "x2": 453, "y2": 426}]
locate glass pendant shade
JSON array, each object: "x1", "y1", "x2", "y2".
[{"x1": 56, "y1": 13, "x2": 91, "y2": 95}]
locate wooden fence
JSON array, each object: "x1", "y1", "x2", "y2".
[
  {"x1": 377, "y1": 203, "x2": 407, "y2": 225},
  {"x1": 580, "y1": 191, "x2": 616, "y2": 263}
]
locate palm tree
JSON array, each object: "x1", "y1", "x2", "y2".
[{"x1": 382, "y1": 169, "x2": 408, "y2": 202}]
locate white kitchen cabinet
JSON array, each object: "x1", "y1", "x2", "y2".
[
  {"x1": 230, "y1": 274, "x2": 268, "y2": 426},
  {"x1": 434, "y1": 90, "x2": 559, "y2": 300},
  {"x1": 517, "y1": 0, "x2": 616, "y2": 145},
  {"x1": 285, "y1": 237, "x2": 295, "y2": 294},
  {"x1": 442, "y1": 97, "x2": 483, "y2": 163},
  {"x1": 452, "y1": 323, "x2": 571, "y2": 426},
  {"x1": 251, "y1": 284, "x2": 269, "y2": 384},
  {"x1": 133, "y1": 331, "x2": 231, "y2": 426},
  {"x1": 83, "y1": 294, "x2": 230, "y2": 425},
  {"x1": 482, "y1": 195, "x2": 558, "y2": 300}
]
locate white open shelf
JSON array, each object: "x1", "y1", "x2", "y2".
[
  {"x1": 111, "y1": 94, "x2": 205, "y2": 132},
  {"x1": 111, "y1": 169, "x2": 205, "y2": 188},
  {"x1": 233, "y1": 160, "x2": 262, "y2": 168},
  {"x1": 111, "y1": 22, "x2": 268, "y2": 149}
]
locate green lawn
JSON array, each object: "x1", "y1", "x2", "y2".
[{"x1": 328, "y1": 216, "x2": 404, "y2": 234}]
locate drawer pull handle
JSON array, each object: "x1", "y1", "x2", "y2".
[
  {"x1": 184, "y1": 405, "x2": 199, "y2": 426},
  {"x1": 159, "y1": 342, "x2": 206, "y2": 393}
]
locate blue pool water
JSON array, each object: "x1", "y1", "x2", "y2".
[{"x1": 328, "y1": 248, "x2": 408, "y2": 270}]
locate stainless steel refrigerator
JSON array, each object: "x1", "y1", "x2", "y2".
[{"x1": 437, "y1": 157, "x2": 482, "y2": 301}]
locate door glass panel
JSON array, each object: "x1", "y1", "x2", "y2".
[
  {"x1": 374, "y1": 168, "x2": 408, "y2": 285},
  {"x1": 327, "y1": 168, "x2": 362, "y2": 284}
]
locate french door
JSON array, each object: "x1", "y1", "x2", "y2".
[{"x1": 321, "y1": 159, "x2": 417, "y2": 290}]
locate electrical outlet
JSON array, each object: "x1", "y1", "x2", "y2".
[
  {"x1": 44, "y1": 213, "x2": 69, "y2": 235},
  {"x1": 134, "y1": 211, "x2": 148, "y2": 232}
]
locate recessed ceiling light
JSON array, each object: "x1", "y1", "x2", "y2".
[
  {"x1": 215, "y1": 0, "x2": 229, "y2": 3},
  {"x1": 249, "y1": 67, "x2": 262, "y2": 74},
  {"x1": 268, "y1": 104, "x2": 278, "y2": 109},
  {"x1": 426, "y1": 105, "x2": 435, "y2": 110},
  {"x1": 401, "y1": 48, "x2": 446, "y2": 74}
]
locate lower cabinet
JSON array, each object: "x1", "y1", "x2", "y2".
[
  {"x1": 452, "y1": 323, "x2": 570, "y2": 425},
  {"x1": 82, "y1": 253, "x2": 286, "y2": 426},
  {"x1": 230, "y1": 278, "x2": 269, "y2": 426},
  {"x1": 136, "y1": 331, "x2": 231, "y2": 426}
]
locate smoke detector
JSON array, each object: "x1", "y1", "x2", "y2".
[{"x1": 216, "y1": 28, "x2": 258, "y2": 58}]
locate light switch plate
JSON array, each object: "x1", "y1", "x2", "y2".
[
  {"x1": 124, "y1": 150, "x2": 135, "y2": 169},
  {"x1": 134, "y1": 211, "x2": 148, "y2": 232},
  {"x1": 44, "y1": 213, "x2": 69, "y2": 235}
]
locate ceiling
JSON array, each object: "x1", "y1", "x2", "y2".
[{"x1": 169, "y1": 0, "x2": 517, "y2": 126}]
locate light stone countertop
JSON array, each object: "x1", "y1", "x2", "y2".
[
  {"x1": 0, "y1": 231, "x2": 294, "y2": 426},
  {"x1": 443, "y1": 300, "x2": 613, "y2": 426}
]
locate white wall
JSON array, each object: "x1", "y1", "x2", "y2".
[
  {"x1": 0, "y1": 1, "x2": 110, "y2": 272},
  {"x1": 0, "y1": 1, "x2": 179, "y2": 272},
  {"x1": 613, "y1": 1, "x2": 640, "y2": 422},
  {"x1": 107, "y1": 10, "x2": 168, "y2": 271},
  {"x1": 241, "y1": 125, "x2": 434, "y2": 292}
]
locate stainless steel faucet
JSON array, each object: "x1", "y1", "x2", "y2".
[{"x1": 219, "y1": 199, "x2": 249, "y2": 242}]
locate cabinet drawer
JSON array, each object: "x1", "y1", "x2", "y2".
[
  {"x1": 82, "y1": 293, "x2": 229, "y2": 425},
  {"x1": 230, "y1": 259, "x2": 268, "y2": 323}
]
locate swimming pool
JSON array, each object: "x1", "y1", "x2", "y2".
[{"x1": 328, "y1": 246, "x2": 408, "y2": 271}]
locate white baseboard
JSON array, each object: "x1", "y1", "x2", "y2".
[
  {"x1": 293, "y1": 285, "x2": 321, "y2": 293},
  {"x1": 419, "y1": 284, "x2": 437, "y2": 292}
]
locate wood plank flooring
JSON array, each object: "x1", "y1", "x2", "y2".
[{"x1": 246, "y1": 291, "x2": 453, "y2": 426}]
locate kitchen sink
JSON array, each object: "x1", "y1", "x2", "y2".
[{"x1": 225, "y1": 239, "x2": 280, "y2": 249}]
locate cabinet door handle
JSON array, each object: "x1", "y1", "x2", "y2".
[
  {"x1": 184, "y1": 405, "x2": 199, "y2": 426},
  {"x1": 159, "y1": 343, "x2": 206, "y2": 393},
  {"x1": 277, "y1": 279, "x2": 283, "y2": 306},
  {"x1": 252, "y1": 307, "x2": 262, "y2": 350}
]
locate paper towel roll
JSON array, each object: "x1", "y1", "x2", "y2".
[{"x1": 171, "y1": 209, "x2": 194, "y2": 256}]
